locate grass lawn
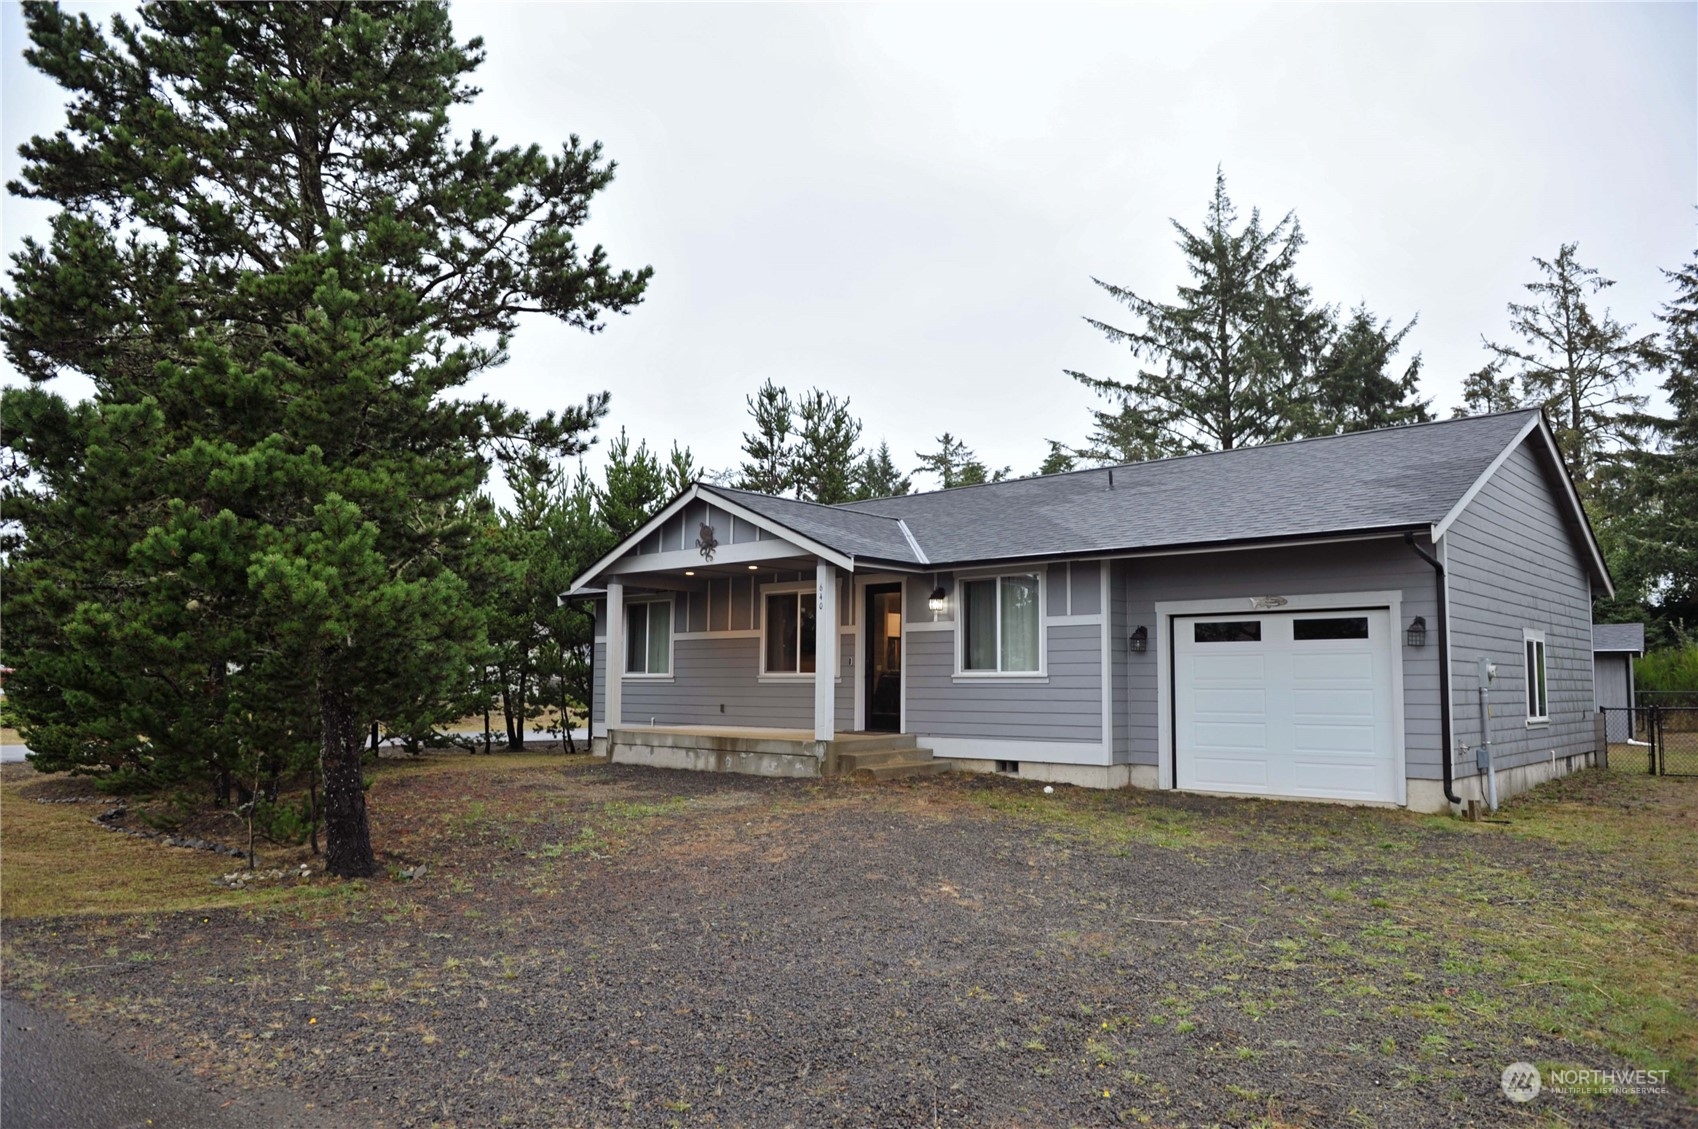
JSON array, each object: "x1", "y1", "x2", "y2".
[{"x1": 2, "y1": 755, "x2": 1694, "y2": 1127}]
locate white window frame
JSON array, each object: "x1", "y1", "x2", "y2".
[
  {"x1": 1523, "y1": 628, "x2": 1549, "y2": 725},
  {"x1": 623, "y1": 596, "x2": 674, "y2": 680},
  {"x1": 759, "y1": 580, "x2": 818, "y2": 681},
  {"x1": 953, "y1": 569, "x2": 1047, "y2": 678}
]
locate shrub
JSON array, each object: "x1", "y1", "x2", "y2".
[{"x1": 1638, "y1": 645, "x2": 1698, "y2": 694}]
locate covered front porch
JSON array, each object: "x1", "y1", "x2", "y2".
[{"x1": 573, "y1": 483, "x2": 935, "y2": 778}]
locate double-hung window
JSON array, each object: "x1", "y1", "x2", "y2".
[
  {"x1": 1523, "y1": 629, "x2": 1548, "y2": 723},
  {"x1": 625, "y1": 598, "x2": 672, "y2": 677},
  {"x1": 763, "y1": 588, "x2": 816, "y2": 675},
  {"x1": 960, "y1": 573, "x2": 1042, "y2": 673}
]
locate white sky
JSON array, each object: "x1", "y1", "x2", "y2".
[{"x1": 3, "y1": 2, "x2": 1693, "y2": 488}]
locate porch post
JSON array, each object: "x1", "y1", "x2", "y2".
[
  {"x1": 605, "y1": 576, "x2": 624, "y2": 731},
  {"x1": 814, "y1": 558, "x2": 838, "y2": 742}
]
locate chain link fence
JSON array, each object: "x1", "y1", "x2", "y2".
[{"x1": 1603, "y1": 705, "x2": 1698, "y2": 776}]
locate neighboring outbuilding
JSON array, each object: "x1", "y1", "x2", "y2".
[
  {"x1": 1593, "y1": 622, "x2": 1645, "y2": 742},
  {"x1": 567, "y1": 408, "x2": 1612, "y2": 813}
]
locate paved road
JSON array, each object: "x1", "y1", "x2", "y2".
[{"x1": 2, "y1": 996, "x2": 331, "y2": 1129}]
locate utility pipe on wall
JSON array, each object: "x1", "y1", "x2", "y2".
[{"x1": 1405, "y1": 533, "x2": 1462, "y2": 805}]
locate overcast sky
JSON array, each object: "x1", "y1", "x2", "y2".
[{"x1": 3, "y1": 2, "x2": 1693, "y2": 490}]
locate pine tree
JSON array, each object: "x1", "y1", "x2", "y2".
[
  {"x1": 1038, "y1": 442, "x2": 1078, "y2": 475},
  {"x1": 1605, "y1": 251, "x2": 1698, "y2": 634},
  {"x1": 915, "y1": 433, "x2": 1008, "y2": 490},
  {"x1": 1457, "y1": 243, "x2": 1657, "y2": 489},
  {"x1": 736, "y1": 379, "x2": 794, "y2": 494},
  {"x1": 0, "y1": 2, "x2": 649, "y2": 876},
  {"x1": 1294, "y1": 306, "x2": 1432, "y2": 435},
  {"x1": 597, "y1": 429, "x2": 669, "y2": 542},
  {"x1": 665, "y1": 441, "x2": 702, "y2": 497},
  {"x1": 852, "y1": 440, "x2": 912, "y2": 500},
  {"x1": 1065, "y1": 170, "x2": 1330, "y2": 458},
  {"x1": 793, "y1": 389, "x2": 863, "y2": 503}
]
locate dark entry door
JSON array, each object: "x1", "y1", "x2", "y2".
[{"x1": 865, "y1": 584, "x2": 902, "y2": 732}]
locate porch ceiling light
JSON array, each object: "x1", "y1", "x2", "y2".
[
  {"x1": 1129, "y1": 625, "x2": 1148, "y2": 653},
  {"x1": 1406, "y1": 616, "x2": 1427, "y2": 647},
  {"x1": 748, "y1": 564, "x2": 759, "y2": 570},
  {"x1": 684, "y1": 570, "x2": 695, "y2": 576},
  {"x1": 928, "y1": 586, "x2": 947, "y2": 614}
]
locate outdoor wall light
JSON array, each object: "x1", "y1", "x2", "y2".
[
  {"x1": 1129, "y1": 625, "x2": 1148, "y2": 653},
  {"x1": 928, "y1": 586, "x2": 947, "y2": 614},
  {"x1": 1406, "y1": 616, "x2": 1427, "y2": 647}
]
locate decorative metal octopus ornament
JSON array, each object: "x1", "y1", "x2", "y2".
[{"x1": 696, "y1": 523, "x2": 719, "y2": 561}]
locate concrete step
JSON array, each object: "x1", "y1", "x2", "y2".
[
  {"x1": 829, "y1": 733, "x2": 919, "y2": 756},
  {"x1": 861, "y1": 756, "x2": 949, "y2": 781},
  {"x1": 837, "y1": 746, "x2": 932, "y2": 772}
]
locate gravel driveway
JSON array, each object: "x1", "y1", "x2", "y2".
[{"x1": 4, "y1": 762, "x2": 1692, "y2": 1127}]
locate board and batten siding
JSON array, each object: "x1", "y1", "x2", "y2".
[
  {"x1": 590, "y1": 592, "x2": 854, "y2": 732},
  {"x1": 1122, "y1": 538, "x2": 1443, "y2": 778},
  {"x1": 1444, "y1": 438, "x2": 1597, "y2": 774}
]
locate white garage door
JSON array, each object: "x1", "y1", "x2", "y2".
[{"x1": 1174, "y1": 609, "x2": 1399, "y2": 803}]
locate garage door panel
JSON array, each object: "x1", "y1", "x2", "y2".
[
  {"x1": 1189, "y1": 754, "x2": 1270, "y2": 788},
  {"x1": 1292, "y1": 759, "x2": 1383, "y2": 797},
  {"x1": 1175, "y1": 608, "x2": 1397, "y2": 804}
]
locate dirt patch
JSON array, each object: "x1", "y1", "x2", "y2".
[{"x1": 4, "y1": 761, "x2": 1695, "y2": 1127}]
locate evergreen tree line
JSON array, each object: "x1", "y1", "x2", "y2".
[{"x1": 1, "y1": 3, "x2": 1691, "y2": 880}]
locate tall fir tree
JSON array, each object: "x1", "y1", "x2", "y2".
[
  {"x1": 1456, "y1": 243, "x2": 1657, "y2": 490},
  {"x1": 1291, "y1": 306, "x2": 1432, "y2": 436},
  {"x1": 793, "y1": 389, "x2": 863, "y2": 503},
  {"x1": 1065, "y1": 170, "x2": 1331, "y2": 459},
  {"x1": 0, "y1": 2, "x2": 649, "y2": 876},
  {"x1": 735, "y1": 379, "x2": 794, "y2": 494},
  {"x1": 597, "y1": 428, "x2": 669, "y2": 542}
]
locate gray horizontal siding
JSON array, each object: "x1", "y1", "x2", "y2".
[
  {"x1": 603, "y1": 631, "x2": 856, "y2": 733},
  {"x1": 906, "y1": 623, "x2": 1103, "y2": 743},
  {"x1": 1446, "y1": 440, "x2": 1596, "y2": 774},
  {"x1": 1109, "y1": 561, "x2": 1129, "y2": 762},
  {"x1": 1124, "y1": 539, "x2": 1442, "y2": 778}
]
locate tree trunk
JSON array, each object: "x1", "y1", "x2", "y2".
[{"x1": 319, "y1": 686, "x2": 376, "y2": 878}]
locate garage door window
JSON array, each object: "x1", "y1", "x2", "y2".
[
  {"x1": 1524, "y1": 629, "x2": 1548, "y2": 722},
  {"x1": 1293, "y1": 616, "x2": 1370, "y2": 640},
  {"x1": 1194, "y1": 620, "x2": 1261, "y2": 643}
]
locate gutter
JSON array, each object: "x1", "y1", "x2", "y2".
[{"x1": 1405, "y1": 532, "x2": 1462, "y2": 806}]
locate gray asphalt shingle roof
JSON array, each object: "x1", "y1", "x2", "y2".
[
  {"x1": 1593, "y1": 623, "x2": 1645, "y2": 654},
  {"x1": 707, "y1": 409, "x2": 1544, "y2": 567}
]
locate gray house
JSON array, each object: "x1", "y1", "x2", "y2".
[{"x1": 568, "y1": 408, "x2": 1611, "y2": 812}]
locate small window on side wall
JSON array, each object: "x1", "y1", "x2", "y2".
[
  {"x1": 763, "y1": 589, "x2": 816, "y2": 674},
  {"x1": 625, "y1": 599, "x2": 671, "y2": 676},
  {"x1": 1523, "y1": 629, "x2": 1548, "y2": 722}
]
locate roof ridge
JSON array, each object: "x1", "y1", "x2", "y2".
[
  {"x1": 837, "y1": 408, "x2": 1546, "y2": 509},
  {"x1": 701, "y1": 482, "x2": 908, "y2": 523}
]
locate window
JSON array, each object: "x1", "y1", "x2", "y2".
[
  {"x1": 961, "y1": 573, "x2": 1041, "y2": 673},
  {"x1": 1524, "y1": 629, "x2": 1548, "y2": 722},
  {"x1": 763, "y1": 589, "x2": 816, "y2": 675},
  {"x1": 1193, "y1": 620, "x2": 1262, "y2": 643},
  {"x1": 1293, "y1": 616, "x2": 1370, "y2": 641},
  {"x1": 624, "y1": 599, "x2": 672, "y2": 676}
]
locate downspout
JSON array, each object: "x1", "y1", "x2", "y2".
[{"x1": 1405, "y1": 532, "x2": 1462, "y2": 806}]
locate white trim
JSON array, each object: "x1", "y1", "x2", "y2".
[
  {"x1": 951, "y1": 674, "x2": 1048, "y2": 685},
  {"x1": 674, "y1": 629, "x2": 762, "y2": 640},
  {"x1": 1045, "y1": 614, "x2": 1103, "y2": 627},
  {"x1": 954, "y1": 569, "x2": 1047, "y2": 676},
  {"x1": 896, "y1": 519, "x2": 928, "y2": 566},
  {"x1": 1154, "y1": 589, "x2": 1407, "y2": 802},
  {"x1": 904, "y1": 621, "x2": 953, "y2": 633},
  {"x1": 568, "y1": 484, "x2": 855, "y2": 593},
  {"x1": 758, "y1": 580, "x2": 817, "y2": 678},
  {"x1": 1523, "y1": 627, "x2": 1550, "y2": 723},
  {"x1": 602, "y1": 537, "x2": 813, "y2": 576},
  {"x1": 923, "y1": 735, "x2": 1111, "y2": 767},
  {"x1": 622, "y1": 595, "x2": 675, "y2": 678},
  {"x1": 1100, "y1": 561, "x2": 1114, "y2": 769},
  {"x1": 1429, "y1": 414, "x2": 1613, "y2": 598},
  {"x1": 1430, "y1": 413, "x2": 1542, "y2": 543}
]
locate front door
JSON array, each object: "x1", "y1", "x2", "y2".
[{"x1": 864, "y1": 584, "x2": 902, "y2": 732}]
